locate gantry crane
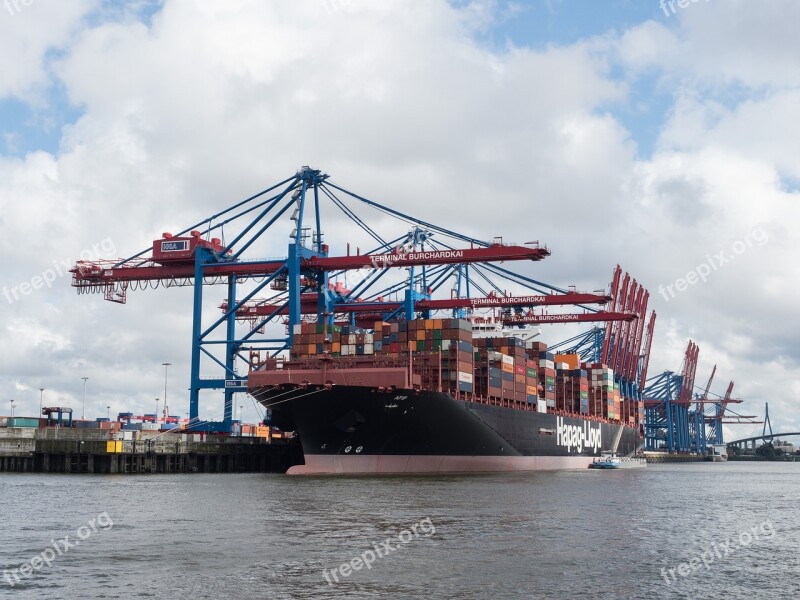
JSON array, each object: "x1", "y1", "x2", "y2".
[
  {"x1": 71, "y1": 166, "x2": 645, "y2": 431},
  {"x1": 644, "y1": 343, "x2": 755, "y2": 453},
  {"x1": 547, "y1": 266, "x2": 658, "y2": 426}
]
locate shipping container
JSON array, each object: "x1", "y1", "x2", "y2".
[{"x1": 7, "y1": 417, "x2": 39, "y2": 428}]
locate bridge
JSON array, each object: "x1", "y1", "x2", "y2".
[
  {"x1": 728, "y1": 432, "x2": 800, "y2": 450},
  {"x1": 727, "y1": 402, "x2": 799, "y2": 450}
]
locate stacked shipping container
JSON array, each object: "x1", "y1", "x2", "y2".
[
  {"x1": 531, "y1": 342, "x2": 557, "y2": 411},
  {"x1": 287, "y1": 319, "x2": 646, "y2": 425},
  {"x1": 588, "y1": 365, "x2": 621, "y2": 420},
  {"x1": 473, "y1": 337, "x2": 538, "y2": 406},
  {"x1": 554, "y1": 361, "x2": 590, "y2": 415}
]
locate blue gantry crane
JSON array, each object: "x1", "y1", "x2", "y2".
[
  {"x1": 643, "y1": 342, "x2": 753, "y2": 453},
  {"x1": 71, "y1": 166, "x2": 644, "y2": 432}
]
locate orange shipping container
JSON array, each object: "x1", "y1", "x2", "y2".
[{"x1": 555, "y1": 354, "x2": 580, "y2": 369}]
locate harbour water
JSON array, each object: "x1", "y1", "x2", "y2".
[{"x1": 0, "y1": 462, "x2": 797, "y2": 599}]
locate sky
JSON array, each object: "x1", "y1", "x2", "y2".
[{"x1": 0, "y1": 0, "x2": 797, "y2": 439}]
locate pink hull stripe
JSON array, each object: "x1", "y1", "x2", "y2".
[{"x1": 287, "y1": 454, "x2": 595, "y2": 475}]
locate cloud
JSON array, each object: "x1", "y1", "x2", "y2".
[{"x1": 0, "y1": 0, "x2": 96, "y2": 101}]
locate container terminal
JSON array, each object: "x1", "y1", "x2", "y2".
[{"x1": 1, "y1": 167, "x2": 760, "y2": 474}]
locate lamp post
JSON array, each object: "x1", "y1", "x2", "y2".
[
  {"x1": 161, "y1": 363, "x2": 171, "y2": 421},
  {"x1": 107, "y1": 405, "x2": 110, "y2": 420},
  {"x1": 10, "y1": 400, "x2": 15, "y2": 419},
  {"x1": 155, "y1": 398, "x2": 159, "y2": 425},
  {"x1": 81, "y1": 377, "x2": 89, "y2": 420},
  {"x1": 39, "y1": 387, "x2": 44, "y2": 417}
]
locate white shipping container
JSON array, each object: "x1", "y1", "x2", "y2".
[
  {"x1": 341, "y1": 345, "x2": 350, "y2": 356},
  {"x1": 546, "y1": 399, "x2": 555, "y2": 408},
  {"x1": 501, "y1": 355, "x2": 514, "y2": 366},
  {"x1": 458, "y1": 371, "x2": 473, "y2": 384},
  {"x1": 365, "y1": 333, "x2": 374, "y2": 343},
  {"x1": 537, "y1": 399, "x2": 547, "y2": 413},
  {"x1": 293, "y1": 324, "x2": 303, "y2": 335},
  {"x1": 364, "y1": 344, "x2": 374, "y2": 354}
]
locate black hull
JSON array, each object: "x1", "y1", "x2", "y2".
[{"x1": 250, "y1": 384, "x2": 642, "y2": 474}]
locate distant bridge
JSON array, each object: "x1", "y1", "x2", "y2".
[
  {"x1": 727, "y1": 402, "x2": 798, "y2": 450},
  {"x1": 728, "y1": 432, "x2": 800, "y2": 450}
]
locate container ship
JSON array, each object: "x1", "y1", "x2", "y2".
[{"x1": 248, "y1": 318, "x2": 643, "y2": 475}]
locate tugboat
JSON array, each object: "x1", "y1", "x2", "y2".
[{"x1": 589, "y1": 452, "x2": 646, "y2": 469}]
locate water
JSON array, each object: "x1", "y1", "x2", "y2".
[{"x1": 0, "y1": 462, "x2": 798, "y2": 599}]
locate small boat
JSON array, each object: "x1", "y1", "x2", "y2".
[{"x1": 589, "y1": 452, "x2": 646, "y2": 469}]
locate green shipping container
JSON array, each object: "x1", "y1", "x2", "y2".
[{"x1": 8, "y1": 417, "x2": 39, "y2": 428}]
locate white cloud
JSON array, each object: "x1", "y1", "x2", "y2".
[{"x1": 0, "y1": 0, "x2": 96, "y2": 101}]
